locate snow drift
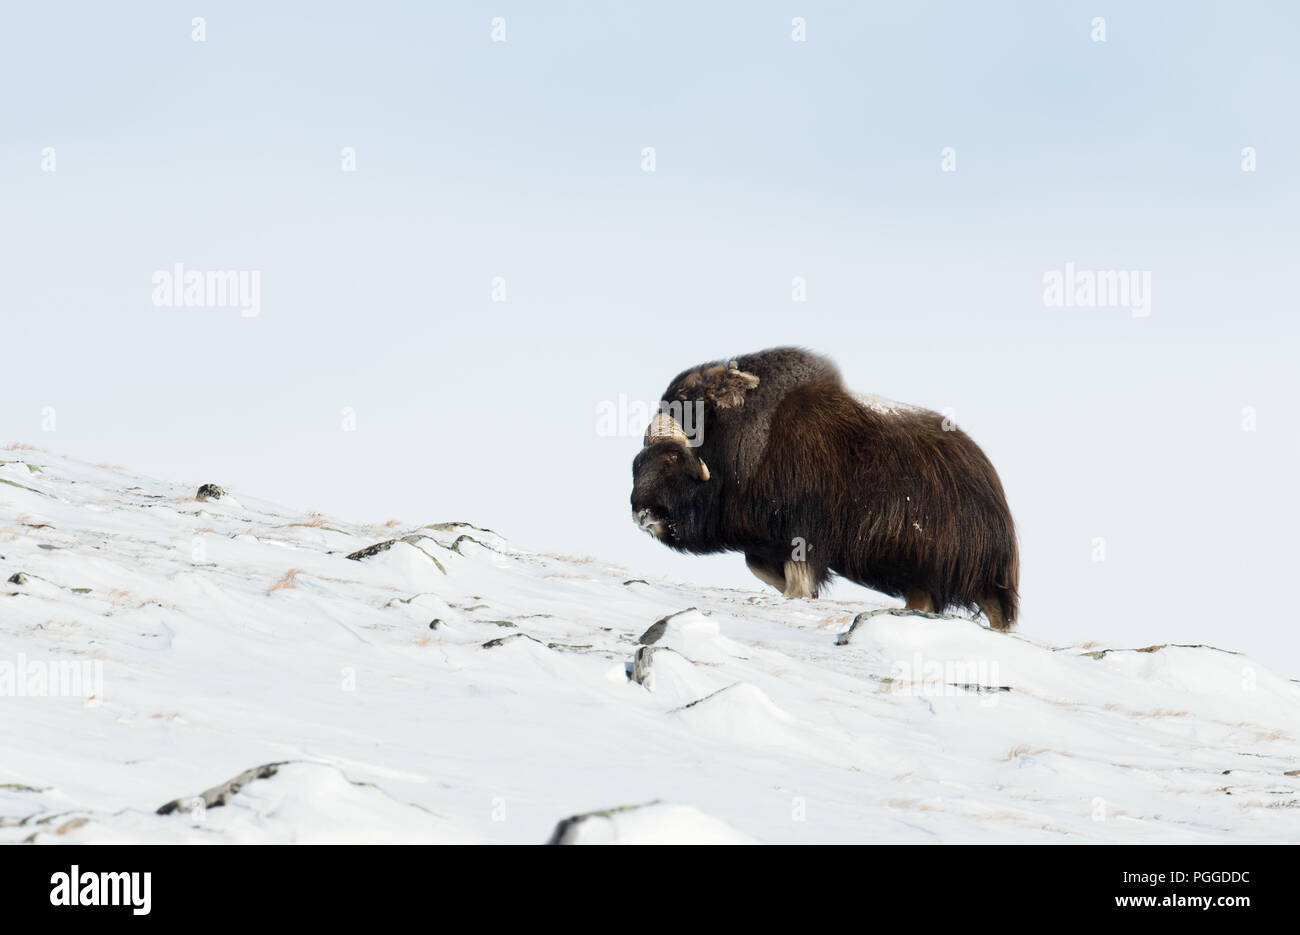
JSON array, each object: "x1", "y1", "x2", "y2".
[{"x1": 1, "y1": 449, "x2": 1297, "y2": 843}]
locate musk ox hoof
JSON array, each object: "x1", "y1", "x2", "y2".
[{"x1": 781, "y1": 561, "x2": 818, "y2": 599}]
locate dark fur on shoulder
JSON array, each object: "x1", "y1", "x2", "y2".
[{"x1": 630, "y1": 347, "x2": 1019, "y2": 629}]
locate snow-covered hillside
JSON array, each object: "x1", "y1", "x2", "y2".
[{"x1": 2, "y1": 448, "x2": 1297, "y2": 843}]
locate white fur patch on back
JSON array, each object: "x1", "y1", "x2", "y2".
[{"x1": 853, "y1": 393, "x2": 919, "y2": 416}]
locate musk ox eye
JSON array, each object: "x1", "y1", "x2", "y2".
[{"x1": 663, "y1": 451, "x2": 680, "y2": 466}]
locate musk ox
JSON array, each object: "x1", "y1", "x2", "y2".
[{"x1": 630, "y1": 347, "x2": 1019, "y2": 630}]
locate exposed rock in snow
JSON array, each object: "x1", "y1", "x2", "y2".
[
  {"x1": 547, "y1": 801, "x2": 756, "y2": 844},
  {"x1": 1, "y1": 448, "x2": 1298, "y2": 843},
  {"x1": 156, "y1": 761, "x2": 287, "y2": 815}
]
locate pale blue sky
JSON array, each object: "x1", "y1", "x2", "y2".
[{"x1": 3, "y1": 3, "x2": 1298, "y2": 666}]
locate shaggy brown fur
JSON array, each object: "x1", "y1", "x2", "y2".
[{"x1": 630, "y1": 347, "x2": 1019, "y2": 629}]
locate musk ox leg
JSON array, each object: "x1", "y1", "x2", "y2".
[
  {"x1": 904, "y1": 590, "x2": 935, "y2": 613},
  {"x1": 782, "y1": 560, "x2": 819, "y2": 599},
  {"x1": 745, "y1": 555, "x2": 786, "y2": 592},
  {"x1": 979, "y1": 597, "x2": 1012, "y2": 632}
]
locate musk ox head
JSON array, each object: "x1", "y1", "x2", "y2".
[{"x1": 630, "y1": 413, "x2": 711, "y2": 542}]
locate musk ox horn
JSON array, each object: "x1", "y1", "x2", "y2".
[
  {"x1": 646, "y1": 413, "x2": 688, "y2": 446},
  {"x1": 645, "y1": 414, "x2": 710, "y2": 481}
]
